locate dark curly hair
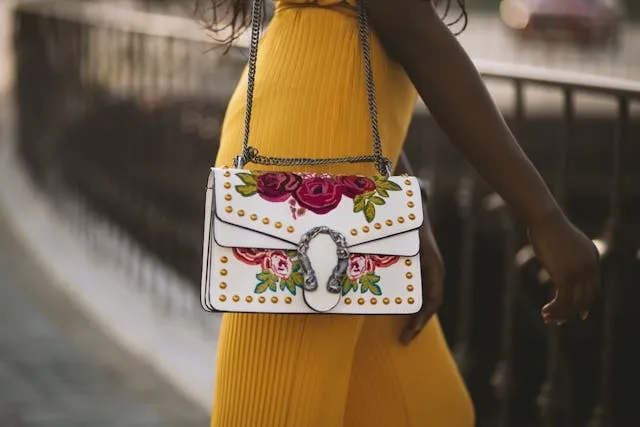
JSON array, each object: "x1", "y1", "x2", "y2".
[{"x1": 195, "y1": 0, "x2": 467, "y2": 48}]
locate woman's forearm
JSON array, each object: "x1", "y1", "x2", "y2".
[{"x1": 369, "y1": 0, "x2": 562, "y2": 226}]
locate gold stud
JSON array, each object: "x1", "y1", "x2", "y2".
[
  {"x1": 406, "y1": 190, "x2": 414, "y2": 197},
  {"x1": 238, "y1": 209, "x2": 245, "y2": 217},
  {"x1": 285, "y1": 297, "x2": 292, "y2": 304},
  {"x1": 275, "y1": 222, "x2": 282, "y2": 229},
  {"x1": 219, "y1": 282, "x2": 227, "y2": 289},
  {"x1": 374, "y1": 223, "x2": 382, "y2": 230},
  {"x1": 271, "y1": 296, "x2": 278, "y2": 304},
  {"x1": 223, "y1": 171, "x2": 231, "y2": 177},
  {"x1": 397, "y1": 216, "x2": 405, "y2": 224},
  {"x1": 408, "y1": 213, "x2": 416, "y2": 220},
  {"x1": 246, "y1": 296, "x2": 253, "y2": 303},
  {"x1": 224, "y1": 182, "x2": 231, "y2": 189},
  {"x1": 406, "y1": 272, "x2": 413, "y2": 279},
  {"x1": 220, "y1": 269, "x2": 228, "y2": 276},
  {"x1": 370, "y1": 298, "x2": 377, "y2": 305},
  {"x1": 362, "y1": 226, "x2": 370, "y2": 233},
  {"x1": 224, "y1": 194, "x2": 232, "y2": 201},
  {"x1": 407, "y1": 284, "x2": 414, "y2": 292},
  {"x1": 287, "y1": 226, "x2": 295, "y2": 233},
  {"x1": 250, "y1": 214, "x2": 258, "y2": 221},
  {"x1": 221, "y1": 256, "x2": 228, "y2": 263},
  {"x1": 232, "y1": 295, "x2": 240, "y2": 302},
  {"x1": 404, "y1": 259, "x2": 412, "y2": 266},
  {"x1": 344, "y1": 298, "x2": 352, "y2": 305},
  {"x1": 404, "y1": 179, "x2": 412, "y2": 185},
  {"x1": 407, "y1": 201, "x2": 415, "y2": 208},
  {"x1": 258, "y1": 296, "x2": 266, "y2": 304},
  {"x1": 408, "y1": 297, "x2": 415, "y2": 304},
  {"x1": 395, "y1": 297, "x2": 403, "y2": 304},
  {"x1": 385, "y1": 219, "x2": 393, "y2": 226},
  {"x1": 219, "y1": 295, "x2": 227, "y2": 302},
  {"x1": 350, "y1": 229, "x2": 358, "y2": 236},
  {"x1": 262, "y1": 218, "x2": 270, "y2": 225},
  {"x1": 357, "y1": 298, "x2": 365, "y2": 305},
  {"x1": 383, "y1": 298, "x2": 390, "y2": 305},
  {"x1": 225, "y1": 206, "x2": 233, "y2": 213}
]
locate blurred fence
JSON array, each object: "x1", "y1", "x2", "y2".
[{"x1": 11, "y1": 1, "x2": 640, "y2": 426}]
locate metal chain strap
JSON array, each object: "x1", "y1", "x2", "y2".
[{"x1": 233, "y1": 0, "x2": 392, "y2": 177}]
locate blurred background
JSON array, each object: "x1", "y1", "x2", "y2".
[{"x1": 0, "y1": 0, "x2": 639, "y2": 426}]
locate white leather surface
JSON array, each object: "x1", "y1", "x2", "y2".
[{"x1": 201, "y1": 168, "x2": 424, "y2": 314}]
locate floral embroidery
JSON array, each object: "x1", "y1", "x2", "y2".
[
  {"x1": 233, "y1": 171, "x2": 402, "y2": 222},
  {"x1": 341, "y1": 254, "x2": 399, "y2": 296},
  {"x1": 232, "y1": 248, "x2": 399, "y2": 296},
  {"x1": 233, "y1": 248, "x2": 305, "y2": 295}
]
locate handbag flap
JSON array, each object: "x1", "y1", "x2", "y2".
[{"x1": 211, "y1": 168, "x2": 424, "y2": 256}]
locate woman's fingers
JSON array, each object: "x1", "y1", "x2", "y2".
[
  {"x1": 542, "y1": 287, "x2": 572, "y2": 324},
  {"x1": 542, "y1": 271, "x2": 599, "y2": 324}
]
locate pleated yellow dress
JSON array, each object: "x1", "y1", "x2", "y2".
[{"x1": 211, "y1": 1, "x2": 475, "y2": 426}]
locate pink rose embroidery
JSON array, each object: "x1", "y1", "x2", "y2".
[
  {"x1": 370, "y1": 255, "x2": 400, "y2": 268},
  {"x1": 233, "y1": 248, "x2": 268, "y2": 265},
  {"x1": 263, "y1": 250, "x2": 293, "y2": 279},
  {"x1": 337, "y1": 175, "x2": 376, "y2": 199},
  {"x1": 294, "y1": 176, "x2": 344, "y2": 215},
  {"x1": 256, "y1": 172, "x2": 302, "y2": 202},
  {"x1": 347, "y1": 254, "x2": 373, "y2": 281}
]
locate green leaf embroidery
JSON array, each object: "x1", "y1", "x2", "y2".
[
  {"x1": 376, "y1": 178, "x2": 402, "y2": 192},
  {"x1": 363, "y1": 202, "x2": 376, "y2": 223},
  {"x1": 280, "y1": 271, "x2": 304, "y2": 296},
  {"x1": 342, "y1": 277, "x2": 358, "y2": 296},
  {"x1": 236, "y1": 172, "x2": 257, "y2": 186},
  {"x1": 235, "y1": 184, "x2": 257, "y2": 197},
  {"x1": 291, "y1": 271, "x2": 304, "y2": 286},
  {"x1": 287, "y1": 250, "x2": 298, "y2": 259},
  {"x1": 370, "y1": 196, "x2": 386, "y2": 205},
  {"x1": 255, "y1": 270, "x2": 278, "y2": 293},
  {"x1": 376, "y1": 188, "x2": 389, "y2": 198},
  {"x1": 353, "y1": 194, "x2": 366, "y2": 213},
  {"x1": 359, "y1": 272, "x2": 382, "y2": 296},
  {"x1": 281, "y1": 278, "x2": 295, "y2": 295}
]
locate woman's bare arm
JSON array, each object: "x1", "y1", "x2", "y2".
[{"x1": 367, "y1": 0, "x2": 561, "y2": 227}]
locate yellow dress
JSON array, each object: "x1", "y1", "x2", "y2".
[{"x1": 212, "y1": 1, "x2": 474, "y2": 426}]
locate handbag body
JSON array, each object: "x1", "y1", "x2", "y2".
[{"x1": 201, "y1": 0, "x2": 424, "y2": 314}]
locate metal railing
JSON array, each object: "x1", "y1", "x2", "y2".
[{"x1": 11, "y1": 1, "x2": 640, "y2": 426}]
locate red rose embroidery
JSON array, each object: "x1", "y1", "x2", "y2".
[
  {"x1": 347, "y1": 254, "x2": 374, "y2": 280},
  {"x1": 256, "y1": 172, "x2": 302, "y2": 202},
  {"x1": 370, "y1": 255, "x2": 400, "y2": 268},
  {"x1": 337, "y1": 175, "x2": 376, "y2": 198},
  {"x1": 263, "y1": 250, "x2": 293, "y2": 279},
  {"x1": 293, "y1": 176, "x2": 344, "y2": 215},
  {"x1": 232, "y1": 248, "x2": 268, "y2": 265}
]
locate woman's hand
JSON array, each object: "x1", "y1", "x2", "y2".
[
  {"x1": 400, "y1": 210, "x2": 445, "y2": 345},
  {"x1": 528, "y1": 211, "x2": 601, "y2": 324}
]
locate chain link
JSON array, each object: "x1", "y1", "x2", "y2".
[{"x1": 234, "y1": 0, "x2": 392, "y2": 177}]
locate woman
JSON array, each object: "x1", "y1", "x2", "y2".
[{"x1": 197, "y1": 1, "x2": 601, "y2": 426}]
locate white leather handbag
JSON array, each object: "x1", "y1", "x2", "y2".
[{"x1": 200, "y1": 0, "x2": 424, "y2": 314}]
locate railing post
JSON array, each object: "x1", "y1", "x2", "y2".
[
  {"x1": 452, "y1": 168, "x2": 479, "y2": 379},
  {"x1": 587, "y1": 96, "x2": 629, "y2": 427},
  {"x1": 537, "y1": 87, "x2": 576, "y2": 427}
]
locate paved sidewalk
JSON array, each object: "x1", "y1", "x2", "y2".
[{"x1": 0, "y1": 212, "x2": 209, "y2": 427}]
